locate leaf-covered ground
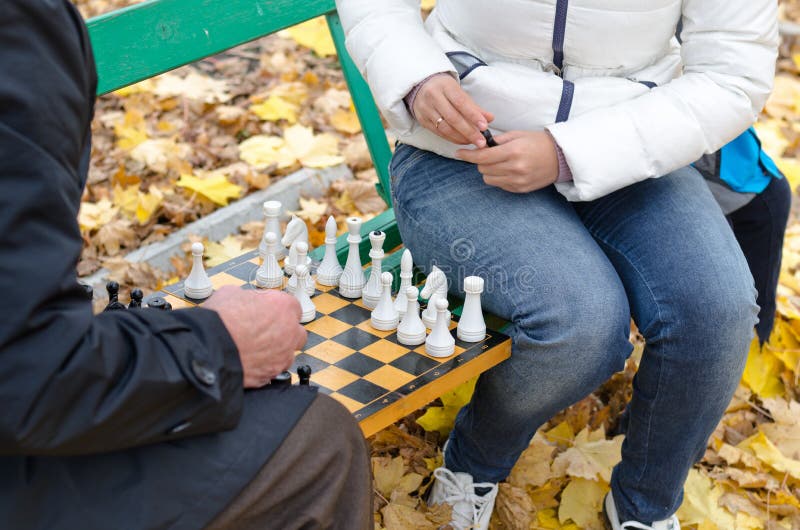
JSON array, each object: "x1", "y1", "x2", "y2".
[{"x1": 73, "y1": 1, "x2": 800, "y2": 528}]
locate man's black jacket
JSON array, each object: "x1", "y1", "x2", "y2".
[{"x1": 0, "y1": 2, "x2": 315, "y2": 528}]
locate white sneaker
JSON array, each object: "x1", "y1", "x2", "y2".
[
  {"x1": 428, "y1": 467, "x2": 498, "y2": 530},
  {"x1": 603, "y1": 492, "x2": 680, "y2": 530}
]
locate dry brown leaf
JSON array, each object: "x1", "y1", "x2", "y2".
[{"x1": 492, "y1": 483, "x2": 532, "y2": 530}]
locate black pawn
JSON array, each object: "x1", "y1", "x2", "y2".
[
  {"x1": 270, "y1": 371, "x2": 292, "y2": 387},
  {"x1": 80, "y1": 283, "x2": 94, "y2": 301},
  {"x1": 147, "y1": 296, "x2": 172, "y2": 311},
  {"x1": 128, "y1": 288, "x2": 143, "y2": 309},
  {"x1": 297, "y1": 365, "x2": 312, "y2": 386},
  {"x1": 104, "y1": 281, "x2": 126, "y2": 312}
]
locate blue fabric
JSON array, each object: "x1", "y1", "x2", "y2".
[
  {"x1": 720, "y1": 127, "x2": 782, "y2": 193},
  {"x1": 390, "y1": 144, "x2": 758, "y2": 524}
]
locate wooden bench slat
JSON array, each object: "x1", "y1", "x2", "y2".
[{"x1": 88, "y1": 0, "x2": 336, "y2": 95}]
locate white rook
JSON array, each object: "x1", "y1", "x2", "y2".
[{"x1": 457, "y1": 276, "x2": 486, "y2": 342}]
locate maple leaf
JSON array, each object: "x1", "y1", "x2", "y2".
[
  {"x1": 204, "y1": 236, "x2": 246, "y2": 267},
  {"x1": 78, "y1": 199, "x2": 119, "y2": 232},
  {"x1": 96, "y1": 218, "x2": 136, "y2": 256},
  {"x1": 493, "y1": 483, "x2": 533, "y2": 530},
  {"x1": 284, "y1": 17, "x2": 336, "y2": 57},
  {"x1": 742, "y1": 337, "x2": 785, "y2": 398},
  {"x1": 558, "y1": 478, "x2": 607, "y2": 530},
  {"x1": 507, "y1": 432, "x2": 556, "y2": 489},
  {"x1": 176, "y1": 172, "x2": 242, "y2": 206},
  {"x1": 153, "y1": 72, "x2": 231, "y2": 103},
  {"x1": 291, "y1": 198, "x2": 328, "y2": 225},
  {"x1": 114, "y1": 110, "x2": 148, "y2": 150},
  {"x1": 330, "y1": 107, "x2": 362, "y2": 134},
  {"x1": 250, "y1": 95, "x2": 299, "y2": 123},
  {"x1": 551, "y1": 427, "x2": 623, "y2": 483},
  {"x1": 677, "y1": 469, "x2": 736, "y2": 529},
  {"x1": 129, "y1": 138, "x2": 191, "y2": 174},
  {"x1": 113, "y1": 184, "x2": 164, "y2": 225},
  {"x1": 239, "y1": 125, "x2": 345, "y2": 170},
  {"x1": 416, "y1": 378, "x2": 476, "y2": 436},
  {"x1": 738, "y1": 430, "x2": 800, "y2": 480}
]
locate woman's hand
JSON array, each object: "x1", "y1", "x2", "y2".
[
  {"x1": 412, "y1": 74, "x2": 494, "y2": 147},
  {"x1": 456, "y1": 130, "x2": 559, "y2": 193}
]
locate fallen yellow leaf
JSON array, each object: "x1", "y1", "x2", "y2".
[
  {"x1": 291, "y1": 198, "x2": 328, "y2": 225},
  {"x1": 551, "y1": 427, "x2": 623, "y2": 483},
  {"x1": 204, "y1": 236, "x2": 245, "y2": 268},
  {"x1": 114, "y1": 110, "x2": 148, "y2": 150},
  {"x1": 176, "y1": 173, "x2": 242, "y2": 206},
  {"x1": 78, "y1": 199, "x2": 119, "y2": 232},
  {"x1": 331, "y1": 107, "x2": 362, "y2": 134},
  {"x1": 250, "y1": 95, "x2": 299, "y2": 123},
  {"x1": 738, "y1": 430, "x2": 800, "y2": 481},
  {"x1": 284, "y1": 17, "x2": 336, "y2": 57},
  {"x1": 677, "y1": 469, "x2": 736, "y2": 529},
  {"x1": 742, "y1": 337, "x2": 785, "y2": 398},
  {"x1": 558, "y1": 478, "x2": 607, "y2": 529}
]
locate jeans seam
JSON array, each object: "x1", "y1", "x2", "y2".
[{"x1": 592, "y1": 234, "x2": 665, "y2": 487}]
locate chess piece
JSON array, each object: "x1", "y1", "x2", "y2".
[
  {"x1": 128, "y1": 288, "x2": 144, "y2": 309},
  {"x1": 287, "y1": 241, "x2": 314, "y2": 295},
  {"x1": 270, "y1": 371, "x2": 292, "y2": 386},
  {"x1": 457, "y1": 276, "x2": 486, "y2": 342},
  {"x1": 316, "y1": 215, "x2": 343, "y2": 286},
  {"x1": 425, "y1": 298, "x2": 455, "y2": 358},
  {"x1": 370, "y1": 272, "x2": 399, "y2": 331},
  {"x1": 362, "y1": 230, "x2": 386, "y2": 309},
  {"x1": 259, "y1": 200, "x2": 285, "y2": 260},
  {"x1": 421, "y1": 266, "x2": 449, "y2": 329},
  {"x1": 394, "y1": 249, "x2": 414, "y2": 316},
  {"x1": 282, "y1": 215, "x2": 311, "y2": 275},
  {"x1": 397, "y1": 286, "x2": 426, "y2": 346},
  {"x1": 338, "y1": 217, "x2": 366, "y2": 299},
  {"x1": 103, "y1": 281, "x2": 126, "y2": 311},
  {"x1": 80, "y1": 283, "x2": 94, "y2": 301},
  {"x1": 147, "y1": 296, "x2": 172, "y2": 310},
  {"x1": 255, "y1": 232, "x2": 284, "y2": 289},
  {"x1": 297, "y1": 365, "x2": 312, "y2": 386},
  {"x1": 184, "y1": 242, "x2": 213, "y2": 299},
  {"x1": 293, "y1": 265, "x2": 317, "y2": 323}
]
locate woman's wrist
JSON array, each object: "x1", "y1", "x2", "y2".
[{"x1": 404, "y1": 72, "x2": 456, "y2": 119}]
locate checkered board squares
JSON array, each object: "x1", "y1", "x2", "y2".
[{"x1": 149, "y1": 248, "x2": 511, "y2": 437}]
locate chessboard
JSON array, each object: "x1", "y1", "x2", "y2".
[{"x1": 147, "y1": 249, "x2": 512, "y2": 437}]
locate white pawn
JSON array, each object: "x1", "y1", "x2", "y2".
[
  {"x1": 259, "y1": 201, "x2": 285, "y2": 260},
  {"x1": 421, "y1": 266, "x2": 449, "y2": 329},
  {"x1": 338, "y1": 217, "x2": 366, "y2": 299},
  {"x1": 426, "y1": 298, "x2": 455, "y2": 358},
  {"x1": 287, "y1": 241, "x2": 314, "y2": 295},
  {"x1": 394, "y1": 249, "x2": 414, "y2": 316},
  {"x1": 362, "y1": 230, "x2": 386, "y2": 309},
  {"x1": 458, "y1": 276, "x2": 487, "y2": 342},
  {"x1": 370, "y1": 272, "x2": 399, "y2": 331},
  {"x1": 316, "y1": 216, "x2": 343, "y2": 286},
  {"x1": 184, "y1": 242, "x2": 213, "y2": 299},
  {"x1": 293, "y1": 265, "x2": 317, "y2": 323},
  {"x1": 255, "y1": 232, "x2": 284, "y2": 289},
  {"x1": 397, "y1": 286, "x2": 426, "y2": 346}
]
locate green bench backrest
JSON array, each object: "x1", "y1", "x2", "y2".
[{"x1": 86, "y1": 0, "x2": 393, "y2": 205}]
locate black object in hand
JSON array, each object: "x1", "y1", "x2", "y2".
[{"x1": 481, "y1": 129, "x2": 498, "y2": 147}]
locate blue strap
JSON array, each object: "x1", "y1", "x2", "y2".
[
  {"x1": 552, "y1": 0, "x2": 569, "y2": 71},
  {"x1": 555, "y1": 80, "x2": 574, "y2": 123}
]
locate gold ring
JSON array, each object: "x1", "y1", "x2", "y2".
[{"x1": 435, "y1": 117, "x2": 444, "y2": 129}]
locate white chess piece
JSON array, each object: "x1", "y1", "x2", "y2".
[
  {"x1": 397, "y1": 286, "x2": 426, "y2": 346},
  {"x1": 316, "y1": 215, "x2": 343, "y2": 286},
  {"x1": 282, "y1": 215, "x2": 311, "y2": 275},
  {"x1": 184, "y1": 242, "x2": 213, "y2": 299},
  {"x1": 255, "y1": 232, "x2": 284, "y2": 289},
  {"x1": 362, "y1": 230, "x2": 386, "y2": 309},
  {"x1": 458, "y1": 276, "x2": 487, "y2": 342},
  {"x1": 293, "y1": 265, "x2": 317, "y2": 323},
  {"x1": 287, "y1": 241, "x2": 314, "y2": 295},
  {"x1": 370, "y1": 272, "x2": 399, "y2": 331},
  {"x1": 394, "y1": 249, "x2": 414, "y2": 316},
  {"x1": 338, "y1": 217, "x2": 366, "y2": 299},
  {"x1": 259, "y1": 201, "x2": 285, "y2": 260},
  {"x1": 425, "y1": 298, "x2": 455, "y2": 358},
  {"x1": 421, "y1": 266, "x2": 449, "y2": 329}
]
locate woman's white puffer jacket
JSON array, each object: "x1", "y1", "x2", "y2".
[{"x1": 336, "y1": 0, "x2": 779, "y2": 201}]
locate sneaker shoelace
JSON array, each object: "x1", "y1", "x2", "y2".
[
  {"x1": 433, "y1": 468, "x2": 497, "y2": 528},
  {"x1": 621, "y1": 518, "x2": 677, "y2": 530}
]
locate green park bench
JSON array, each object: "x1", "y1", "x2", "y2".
[{"x1": 86, "y1": 0, "x2": 511, "y2": 436}]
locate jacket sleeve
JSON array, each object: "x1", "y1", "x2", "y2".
[
  {"x1": 336, "y1": 0, "x2": 459, "y2": 133},
  {"x1": 0, "y1": 0, "x2": 245, "y2": 456},
  {"x1": 546, "y1": 0, "x2": 779, "y2": 201}
]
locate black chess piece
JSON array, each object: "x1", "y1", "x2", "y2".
[
  {"x1": 80, "y1": 283, "x2": 93, "y2": 301},
  {"x1": 103, "y1": 281, "x2": 126, "y2": 311},
  {"x1": 128, "y1": 288, "x2": 143, "y2": 309},
  {"x1": 270, "y1": 371, "x2": 292, "y2": 387},
  {"x1": 297, "y1": 365, "x2": 312, "y2": 386},
  {"x1": 147, "y1": 296, "x2": 172, "y2": 311}
]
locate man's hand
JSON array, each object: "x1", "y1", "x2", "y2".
[
  {"x1": 456, "y1": 130, "x2": 559, "y2": 193},
  {"x1": 413, "y1": 74, "x2": 494, "y2": 147},
  {"x1": 205, "y1": 286, "x2": 306, "y2": 388}
]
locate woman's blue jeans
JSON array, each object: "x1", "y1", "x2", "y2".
[{"x1": 389, "y1": 144, "x2": 758, "y2": 523}]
